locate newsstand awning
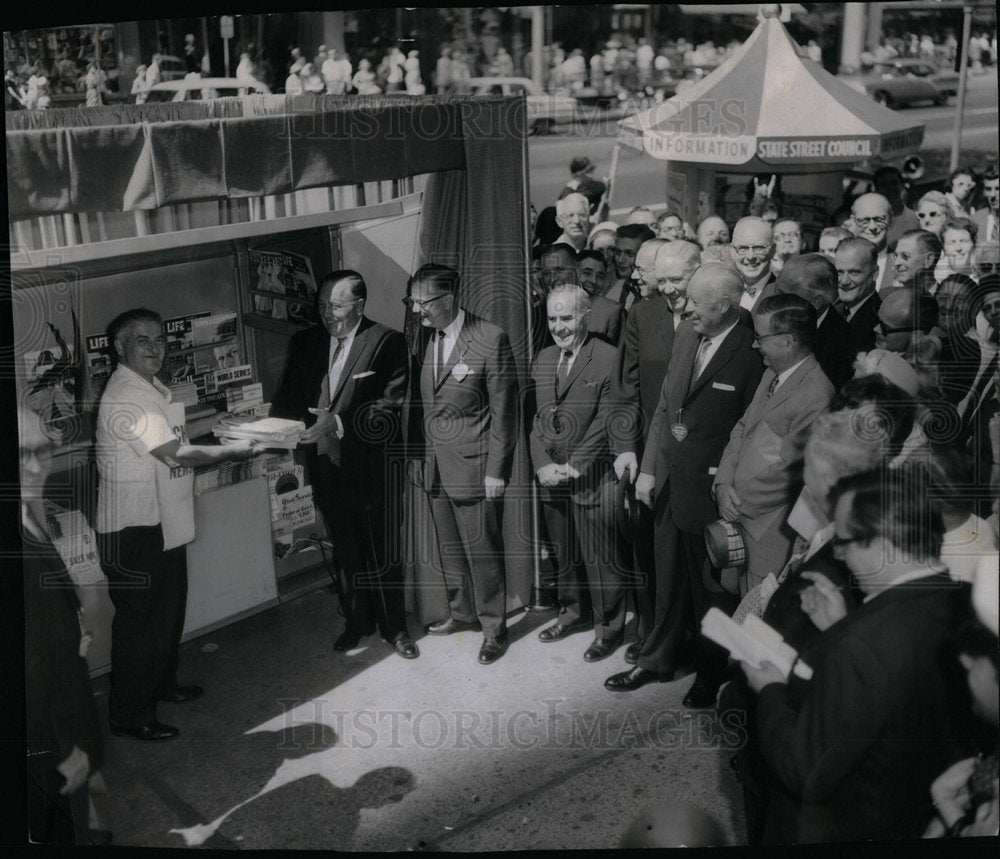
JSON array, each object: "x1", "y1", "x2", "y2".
[
  {"x1": 618, "y1": 7, "x2": 925, "y2": 172},
  {"x1": 4, "y1": 93, "x2": 530, "y2": 216}
]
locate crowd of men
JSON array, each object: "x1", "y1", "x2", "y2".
[{"x1": 23, "y1": 155, "x2": 1000, "y2": 844}]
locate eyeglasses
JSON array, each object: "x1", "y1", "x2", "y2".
[
  {"x1": 20, "y1": 445, "x2": 53, "y2": 464},
  {"x1": 853, "y1": 216, "x2": 889, "y2": 229},
  {"x1": 732, "y1": 244, "x2": 771, "y2": 257},
  {"x1": 829, "y1": 533, "x2": 864, "y2": 550},
  {"x1": 402, "y1": 293, "x2": 450, "y2": 310},
  {"x1": 874, "y1": 322, "x2": 920, "y2": 336},
  {"x1": 752, "y1": 331, "x2": 785, "y2": 343},
  {"x1": 916, "y1": 211, "x2": 943, "y2": 219}
]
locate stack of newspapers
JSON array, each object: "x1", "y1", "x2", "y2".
[{"x1": 212, "y1": 416, "x2": 305, "y2": 450}]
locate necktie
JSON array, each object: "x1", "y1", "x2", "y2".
[
  {"x1": 833, "y1": 299, "x2": 848, "y2": 317},
  {"x1": 557, "y1": 349, "x2": 572, "y2": 388},
  {"x1": 991, "y1": 216, "x2": 998, "y2": 243},
  {"x1": 766, "y1": 375, "x2": 779, "y2": 399},
  {"x1": 692, "y1": 337, "x2": 710, "y2": 381},
  {"x1": 319, "y1": 337, "x2": 345, "y2": 410},
  {"x1": 435, "y1": 329, "x2": 447, "y2": 384}
]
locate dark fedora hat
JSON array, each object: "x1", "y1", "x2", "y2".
[{"x1": 615, "y1": 477, "x2": 643, "y2": 543}]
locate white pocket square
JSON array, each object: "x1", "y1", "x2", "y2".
[
  {"x1": 352, "y1": 371, "x2": 376, "y2": 379},
  {"x1": 712, "y1": 382, "x2": 736, "y2": 391}
]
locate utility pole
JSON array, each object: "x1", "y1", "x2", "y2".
[
  {"x1": 950, "y1": 4, "x2": 973, "y2": 173},
  {"x1": 531, "y1": 6, "x2": 544, "y2": 91},
  {"x1": 839, "y1": 3, "x2": 866, "y2": 73}
]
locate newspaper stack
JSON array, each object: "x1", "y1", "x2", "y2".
[
  {"x1": 169, "y1": 380, "x2": 199, "y2": 407},
  {"x1": 212, "y1": 416, "x2": 305, "y2": 450}
]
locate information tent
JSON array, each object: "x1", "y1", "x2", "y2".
[
  {"x1": 615, "y1": 5, "x2": 926, "y2": 245},
  {"x1": 8, "y1": 93, "x2": 533, "y2": 674}
]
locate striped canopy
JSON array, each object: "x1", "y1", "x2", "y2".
[{"x1": 618, "y1": 8, "x2": 924, "y2": 172}]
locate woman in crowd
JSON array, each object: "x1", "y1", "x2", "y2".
[
  {"x1": 916, "y1": 190, "x2": 952, "y2": 238},
  {"x1": 945, "y1": 168, "x2": 979, "y2": 219},
  {"x1": 936, "y1": 217, "x2": 979, "y2": 282}
]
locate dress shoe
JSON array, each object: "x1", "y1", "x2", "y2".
[
  {"x1": 390, "y1": 632, "x2": 419, "y2": 660},
  {"x1": 425, "y1": 617, "x2": 480, "y2": 636},
  {"x1": 604, "y1": 667, "x2": 672, "y2": 691},
  {"x1": 683, "y1": 676, "x2": 722, "y2": 709},
  {"x1": 108, "y1": 720, "x2": 179, "y2": 742},
  {"x1": 624, "y1": 640, "x2": 643, "y2": 665},
  {"x1": 333, "y1": 629, "x2": 365, "y2": 651},
  {"x1": 478, "y1": 633, "x2": 508, "y2": 665},
  {"x1": 583, "y1": 636, "x2": 622, "y2": 663},
  {"x1": 537, "y1": 619, "x2": 590, "y2": 642},
  {"x1": 156, "y1": 685, "x2": 204, "y2": 703}
]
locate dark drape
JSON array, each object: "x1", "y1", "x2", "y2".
[
  {"x1": 405, "y1": 97, "x2": 533, "y2": 625},
  {"x1": 6, "y1": 94, "x2": 483, "y2": 215}
]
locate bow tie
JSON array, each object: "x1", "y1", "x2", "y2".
[{"x1": 745, "y1": 284, "x2": 758, "y2": 298}]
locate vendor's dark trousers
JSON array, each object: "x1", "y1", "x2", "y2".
[
  {"x1": 27, "y1": 751, "x2": 89, "y2": 845},
  {"x1": 98, "y1": 525, "x2": 187, "y2": 727},
  {"x1": 428, "y1": 486, "x2": 506, "y2": 636},
  {"x1": 630, "y1": 503, "x2": 656, "y2": 642},
  {"x1": 311, "y1": 456, "x2": 406, "y2": 641},
  {"x1": 539, "y1": 477, "x2": 627, "y2": 639},
  {"x1": 636, "y1": 496, "x2": 736, "y2": 679}
]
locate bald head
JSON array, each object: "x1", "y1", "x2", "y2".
[
  {"x1": 776, "y1": 252, "x2": 838, "y2": 311},
  {"x1": 852, "y1": 193, "x2": 892, "y2": 251},
  {"x1": 696, "y1": 216, "x2": 729, "y2": 250}
]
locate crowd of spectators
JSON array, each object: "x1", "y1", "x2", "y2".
[{"x1": 524, "y1": 156, "x2": 999, "y2": 842}]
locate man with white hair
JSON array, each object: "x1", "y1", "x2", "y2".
[
  {"x1": 626, "y1": 206, "x2": 657, "y2": 228},
  {"x1": 851, "y1": 192, "x2": 895, "y2": 292},
  {"x1": 614, "y1": 239, "x2": 702, "y2": 666},
  {"x1": 531, "y1": 283, "x2": 633, "y2": 661},
  {"x1": 732, "y1": 217, "x2": 777, "y2": 312},
  {"x1": 553, "y1": 192, "x2": 591, "y2": 252},
  {"x1": 613, "y1": 264, "x2": 764, "y2": 702}
]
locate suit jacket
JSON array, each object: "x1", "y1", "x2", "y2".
[
  {"x1": 420, "y1": 311, "x2": 518, "y2": 502},
  {"x1": 641, "y1": 319, "x2": 764, "y2": 533},
  {"x1": 938, "y1": 329, "x2": 993, "y2": 407},
  {"x1": 588, "y1": 294, "x2": 624, "y2": 346},
  {"x1": 844, "y1": 291, "x2": 881, "y2": 358},
  {"x1": 24, "y1": 527, "x2": 104, "y2": 769},
  {"x1": 615, "y1": 292, "x2": 677, "y2": 449},
  {"x1": 757, "y1": 575, "x2": 971, "y2": 843},
  {"x1": 529, "y1": 336, "x2": 632, "y2": 505},
  {"x1": 714, "y1": 354, "x2": 834, "y2": 539},
  {"x1": 813, "y1": 308, "x2": 854, "y2": 391},
  {"x1": 271, "y1": 317, "x2": 408, "y2": 510}
]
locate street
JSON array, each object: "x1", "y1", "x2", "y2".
[{"x1": 527, "y1": 74, "x2": 998, "y2": 216}]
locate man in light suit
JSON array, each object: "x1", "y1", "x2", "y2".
[
  {"x1": 272, "y1": 270, "x2": 417, "y2": 659},
  {"x1": 411, "y1": 263, "x2": 518, "y2": 665},
  {"x1": 530, "y1": 283, "x2": 634, "y2": 661},
  {"x1": 714, "y1": 293, "x2": 836, "y2": 594},
  {"x1": 608, "y1": 264, "x2": 764, "y2": 701},
  {"x1": 614, "y1": 239, "x2": 701, "y2": 663}
]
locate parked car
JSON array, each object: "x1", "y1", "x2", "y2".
[
  {"x1": 468, "y1": 76, "x2": 578, "y2": 134},
  {"x1": 144, "y1": 77, "x2": 271, "y2": 103},
  {"x1": 840, "y1": 59, "x2": 960, "y2": 109}
]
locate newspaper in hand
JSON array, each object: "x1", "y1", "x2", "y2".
[{"x1": 212, "y1": 416, "x2": 305, "y2": 450}]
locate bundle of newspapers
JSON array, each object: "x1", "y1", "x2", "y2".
[{"x1": 212, "y1": 415, "x2": 305, "y2": 450}]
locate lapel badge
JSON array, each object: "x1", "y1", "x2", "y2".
[
  {"x1": 452, "y1": 362, "x2": 472, "y2": 381},
  {"x1": 670, "y1": 423, "x2": 689, "y2": 442}
]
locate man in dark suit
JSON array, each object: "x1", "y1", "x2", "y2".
[
  {"x1": 21, "y1": 406, "x2": 104, "y2": 844},
  {"x1": 775, "y1": 253, "x2": 855, "y2": 391},
  {"x1": 742, "y1": 468, "x2": 971, "y2": 844},
  {"x1": 971, "y1": 165, "x2": 998, "y2": 245},
  {"x1": 530, "y1": 283, "x2": 634, "y2": 661},
  {"x1": 834, "y1": 236, "x2": 882, "y2": 358},
  {"x1": 272, "y1": 270, "x2": 417, "y2": 659},
  {"x1": 411, "y1": 263, "x2": 519, "y2": 665},
  {"x1": 614, "y1": 239, "x2": 701, "y2": 663},
  {"x1": 607, "y1": 263, "x2": 764, "y2": 698}
]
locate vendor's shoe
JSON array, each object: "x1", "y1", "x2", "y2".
[
  {"x1": 583, "y1": 635, "x2": 622, "y2": 662},
  {"x1": 391, "y1": 632, "x2": 419, "y2": 659},
  {"x1": 478, "y1": 632, "x2": 508, "y2": 665},
  {"x1": 156, "y1": 685, "x2": 204, "y2": 703}
]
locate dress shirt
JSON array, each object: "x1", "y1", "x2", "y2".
[
  {"x1": 326, "y1": 317, "x2": 363, "y2": 437},
  {"x1": 694, "y1": 319, "x2": 740, "y2": 380},
  {"x1": 739, "y1": 278, "x2": 769, "y2": 312},
  {"x1": 435, "y1": 308, "x2": 466, "y2": 380},
  {"x1": 862, "y1": 568, "x2": 946, "y2": 603},
  {"x1": 772, "y1": 355, "x2": 809, "y2": 394},
  {"x1": 816, "y1": 307, "x2": 829, "y2": 329},
  {"x1": 875, "y1": 252, "x2": 889, "y2": 292}
]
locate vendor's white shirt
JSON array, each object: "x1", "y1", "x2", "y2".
[{"x1": 96, "y1": 364, "x2": 178, "y2": 533}]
